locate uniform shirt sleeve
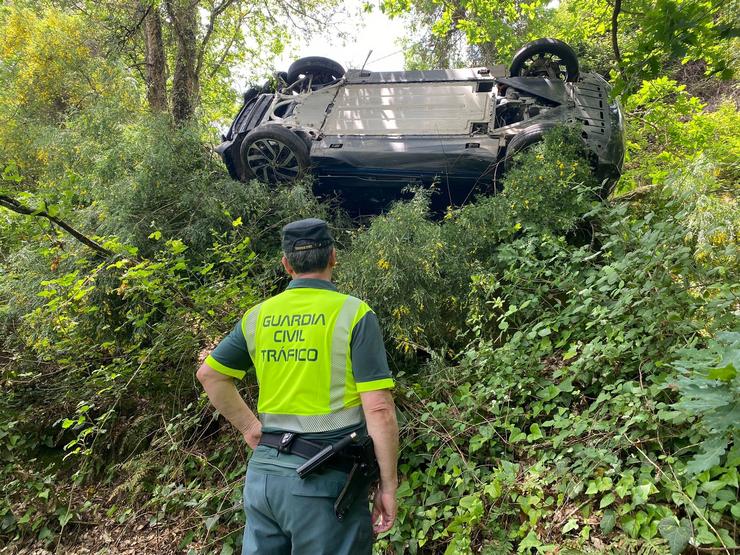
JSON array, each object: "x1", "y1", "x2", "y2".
[
  {"x1": 205, "y1": 318, "x2": 253, "y2": 379},
  {"x1": 350, "y1": 309, "x2": 394, "y2": 392}
]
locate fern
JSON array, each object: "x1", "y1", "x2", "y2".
[
  {"x1": 617, "y1": 536, "x2": 671, "y2": 555},
  {"x1": 480, "y1": 540, "x2": 514, "y2": 554}
]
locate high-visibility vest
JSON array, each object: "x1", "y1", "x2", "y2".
[{"x1": 242, "y1": 287, "x2": 371, "y2": 433}]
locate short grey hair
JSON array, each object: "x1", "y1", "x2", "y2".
[{"x1": 285, "y1": 245, "x2": 333, "y2": 274}]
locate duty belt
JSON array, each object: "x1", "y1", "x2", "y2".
[
  {"x1": 258, "y1": 431, "x2": 379, "y2": 521},
  {"x1": 258, "y1": 432, "x2": 356, "y2": 473}
]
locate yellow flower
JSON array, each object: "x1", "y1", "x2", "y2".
[
  {"x1": 392, "y1": 305, "x2": 410, "y2": 318},
  {"x1": 377, "y1": 258, "x2": 390, "y2": 270},
  {"x1": 708, "y1": 231, "x2": 729, "y2": 246}
]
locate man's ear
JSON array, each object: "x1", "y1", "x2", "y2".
[
  {"x1": 282, "y1": 255, "x2": 295, "y2": 276},
  {"x1": 329, "y1": 248, "x2": 337, "y2": 268}
]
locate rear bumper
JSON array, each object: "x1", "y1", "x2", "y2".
[{"x1": 216, "y1": 139, "x2": 242, "y2": 181}]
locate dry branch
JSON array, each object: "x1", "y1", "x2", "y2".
[{"x1": 0, "y1": 195, "x2": 112, "y2": 257}]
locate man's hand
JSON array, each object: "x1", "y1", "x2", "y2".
[
  {"x1": 197, "y1": 363, "x2": 261, "y2": 448},
  {"x1": 242, "y1": 420, "x2": 262, "y2": 449},
  {"x1": 372, "y1": 484, "x2": 397, "y2": 534},
  {"x1": 360, "y1": 389, "x2": 399, "y2": 534}
]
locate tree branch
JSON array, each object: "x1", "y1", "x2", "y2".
[
  {"x1": 0, "y1": 196, "x2": 112, "y2": 257},
  {"x1": 197, "y1": 0, "x2": 238, "y2": 76},
  {"x1": 612, "y1": 185, "x2": 656, "y2": 202},
  {"x1": 207, "y1": 10, "x2": 250, "y2": 79},
  {"x1": 611, "y1": 0, "x2": 625, "y2": 74}
]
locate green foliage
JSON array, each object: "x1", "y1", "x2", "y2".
[
  {"x1": 340, "y1": 154, "x2": 737, "y2": 553},
  {"x1": 386, "y1": 0, "x2": 737, "y2": 94},
  {"x1": 612, "y1": 0, "x2": 738, "y2": 87},
  {"x1": 1, "y1": 1, "x2": 738, "y2": 553},
  {"x1": 497, "y1": 126, "x2": 600, "y2": 232},
  {"x1": 91, "y1": 117, "x2": 337, "y2": 257},
  {"x1": 662, "y1": 333, "x2": 740, "y2": 476},
  {"x1": 381, "y1": 0, "x2": 550, "y2": 67},
  {"x1": 620, "y1": 77, "x2": 740, "y2": 192},
  {"x1": 338, "y1": 126, "x2": 601, "y2": 358}
]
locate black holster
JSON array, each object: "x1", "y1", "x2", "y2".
[
  {"x1": 333, "y1": 436, "x2": 379, "y2": 521},
  {"x1": 262, "y1": 431, "x2": 379, "y2": 521}
]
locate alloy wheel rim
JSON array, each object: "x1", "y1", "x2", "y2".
[
  {"x1": 246, "y1": 138, "x2": 300, "y2": 182},
  {"x1": 520, "y1": 53, "x2": 570, "y2": 80}
]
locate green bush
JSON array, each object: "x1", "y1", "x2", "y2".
[
  {"x1": 1, "y1": 110, "x2": 737, "y2": 555},
  {"x1": 620, "y1": 78, "x2": 740, "y2": 193},
  {"x1": 337, "y1": 126, "x2": 602, "y2": 359},
  {"x1": 334, "y1": 146, "x2": 739, "y2": 553},
  {"x1": 373, "y1": 162, "x2": 737, "y2": 554}
]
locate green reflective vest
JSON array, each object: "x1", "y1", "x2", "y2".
[{"x1": 242, "y1": 287, "x2": 371, "y2": 433}]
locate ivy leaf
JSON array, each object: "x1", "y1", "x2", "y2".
[
  {"x1": 708, "y1": 363, "x2": 736, "y2": 381},
  {"x1": 658, "y1": 516, "x2": 692, "y2": 555},
  {"x1": 205, "y1": 514, "x2": 219, "y2": 530},
  {"x1": 527, "y1": 424, "x2": 543, "y2": 441},
  {"x1": 600, "y1": 493, "x2": 615, "y2": 508},
  {"x1": 396, "y1": 481, "x2": 413, "y2": 498},
  {"x1": 685, "y1": 435, "x2": 728, "y2": 476},
  {"x1": 600, "y1": 510, "x2": 616, "y2": 534},
  {"x1": 632, "y1": 483, "x2": 652, "y2": 505},
  {"x1": 58, "y1": 508, "x2": 73, "y2": 527},
  {"x1": 562, "y1": 518, "x2": 578, "y2": 533}
]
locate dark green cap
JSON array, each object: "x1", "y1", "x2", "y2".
[{"x1": 281, "y1": 218, "x2": 334, "y2": 253}]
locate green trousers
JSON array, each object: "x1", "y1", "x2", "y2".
[{"x1": 241, "y1": 465, "x2": 373, "y2": 555}]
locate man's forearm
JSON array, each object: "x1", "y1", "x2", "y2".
[
  {"x1": 197, "y1": 364, "x2": 259, "y2": 436},
  {"x1": 368, "y1": 412, "x2": 399, "y2": 490},
  {"x1": 361, "y1": 391, "x2": 399, "y2": 490}
]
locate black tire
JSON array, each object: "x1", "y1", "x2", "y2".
[
  {"x1": 242, "y1": 87, "x2": 260, "y2": 104},
  {"x1": 286, "y1": 56, "x2": 345, "y2": 87},
  {"x1": 240, "y1": 125, "x2": 311, "y2": 184},
  {"x1": 503, "y1": 123, "x2": 558, "y2": 170},
  {"x1": 510, "y1": 38, "x2": 579, "y2": 82}
]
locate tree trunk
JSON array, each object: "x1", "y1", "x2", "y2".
[
  {"x1": 167, "y1": 0, "x2": 199, "y2": 123},
  {"x1": 144, "y1": 3, "x2": 168, "y2": 113}
]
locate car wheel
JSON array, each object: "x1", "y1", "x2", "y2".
[
  {"x1": 503, "y1": 123, "x2": 558, "y2": 171},
  {"x1": 286, "y1": 56, "x2": 345, "y2": 88},
  {"x1": 509, "y1": 38, "x2": 579, "y2": 82},
  {"x1": 243, "y1": 87, "x2": 260, "y2": 104},
  {"x1": 240, "y1": 125, "x2": 310, "y2": 184}
]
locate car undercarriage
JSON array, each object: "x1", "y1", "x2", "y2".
[{"x1": 216, "y1": 39, "x2": 625, "y2": 209}]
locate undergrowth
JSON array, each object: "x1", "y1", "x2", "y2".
[{"x1": 1, "y1": 125, "x2": 737, "y2": 554}]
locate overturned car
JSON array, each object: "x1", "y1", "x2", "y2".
[{"x1": 216, "y1": 38, "x2": 625, "y2": 206}]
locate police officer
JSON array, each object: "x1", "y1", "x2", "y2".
[{"x1": 197, "y1": 218, "x2": 399, "y2": 555}]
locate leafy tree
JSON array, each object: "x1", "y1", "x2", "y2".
[
  {"x1": 541, "y1": 0, "x2": 738, "y2": 92},
  {"x1": 379, "y1": 0, "x2": 550, "y2": 68},
  {"x1": 61, "y1": 0, "x2": 341, "y2": 122},
  {"x1": 380, "y1": 0, "x2": 737, "y2": 92},
  {"x1": 0, "y1": 6, "x2": 139, "y2": 178}
]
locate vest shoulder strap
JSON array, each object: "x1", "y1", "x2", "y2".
[{"x1": 241, "y1": 302, "x2": 263, "y2": 364}]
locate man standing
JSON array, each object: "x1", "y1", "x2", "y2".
[{"x1": 197, "y1": 218, "x2": 399, "y2": 555}]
